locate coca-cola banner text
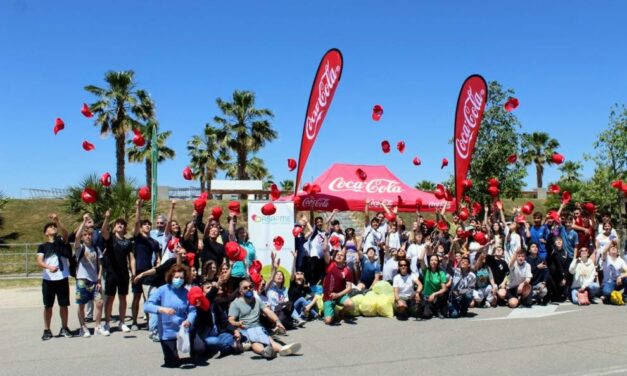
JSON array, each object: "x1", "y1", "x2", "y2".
[
  {"x1": 454, "y1": 75, "x2": 488, "y2": 206},
  {"x1": 294, "y1": 48, "x2": 344, "y2": 194}
]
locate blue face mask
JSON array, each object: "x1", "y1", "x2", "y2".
[
  {"x1": 172, "y1": 278, "x2": 184, "y2": 289},
  {"x1": 243, "y1": 290, "x2": 254, "y2": 300}
]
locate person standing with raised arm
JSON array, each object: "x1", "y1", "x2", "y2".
[
  {"x1": 101, "y1": 208, "x2": 135, "y2": 334},
  {"x1": 37, "y1": 213, "x2": 72, "y2": 340}
]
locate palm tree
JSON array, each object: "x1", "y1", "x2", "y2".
[
  {"x1": 224, "y1": 156, "x2": 270, "y2": 180},
  {"x1": 187, "y1": 124, "x2": 229, "y2": 192},
  {"x1": 280, "y1": 180, "x2": 294, "y2": 192},
  {"x1": 415, "y1": 180, "x2": 436, "y2": 191},
  {"x1": 520, "y1": 132, "x2": 560, "y2": 189},
  {"x1": 85, "y1": 70, "x2": 143, "y2": 183},
  {"x1": 127, "y1": 90, "x2": 175, "y2": 187},
  {"x1": 214, "y1": 90, "x2": 277, "y2": 180},
  {"x1": 558, "y1": 161, "x2": 583, "y2": 183}
]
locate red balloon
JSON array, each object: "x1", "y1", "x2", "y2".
[
  {"x1": 474, "y1": 231, "x2": 488, "y2": 245},
  {"x1": 100, "y1": 172, "x2": 111, "y2": 187},
  {"x1": 372, "y1": 104, "x2": 384, "y2": 121},
  {"x1": 53, "y1": 118, "x2": 65, "y2": 135},
  {"x1": 82, "y1": 140, "x2": 95, "y2": 151},
  {"x1": 458, "y1": 208, "x2": 469, "y2": 221},
  {"x1": 504, "y1": 97, "x2": 519, "y2": 112},
  {"x1": 381, "y1": 140, "x2": 391, "y2": 154},
  {"x1": 385, "y1": 212, "x2": 397, "y2": 222},
  {"x1": 582, "y1": 202, "x2": 596, "y2": 213},
  {"x1": 441, "y1": 158, "x2": 448, "y2": 169},
  {"x1": 562, "y1": 191, "x2": 571, "y2": 205},
  {"x1": 461, "y1": 179, "x2": 473, "y2": 190},
  {"x1": 472, "y1": 202, "x2": 482, "y2": 217},
  {"x1": 228, "y1": 201, "x2": 241, "y2": 215},
  {"x1": 81, "y1": 103, "x2": 93, "y2": 118},
  {"x1": 507, "y1": 154, "x2": 517, "y2": 164},
  {"x1": 287, "y1": 158, "x2": 297, "y2": 171},
  {"x1": 521, "y1": 201, "x2": 535, "y2": 215},
  {"x1": 273, "y1": 236, "x2": 285, "y2": 251},
  {"x1": 355, "y1": 168, "x2": 367, "y2": 181},
  {"x1": 488, "y1": 177, "x2": 500, "y2": 187},
  {"x1": 138, "y1": 186, "x2": 151, "y2": 201},
  {"x1": 548, "y1": 184, "x2": 561, "y2": 194},
  {"x1": 551, "y1": 153, "x2": 565, "y2": 165},
  {"x1": 434, "y1": 184, "x2": 445, "y2": 200},
  {"x1": 132, "y1": 129, "x2": 146, "y2": 147},
  {"x1": 183, "y1": 167, "x2": 193, "y2": 180},
  {"x1": 292, "y1": 226, "x2": 303, "y2": 237},
  {"x1": 292, "y1": 195, "x2": 302, "y2": 206},
  {"x1": 261, "y1": 202, "x2": 276, "y2": 216},
  {"x1": 309, "y1": 184, "x2": 321, "y2": 194},
  {"x1": 611, "y1": 180, "x2": 623, "y2": 189},
  {"x1": 412, "y1": 156, "x2": 421, "y2": 166},
  {"x1": 81, "y1": 188, "x2": 97, "y2": 204},
  {"x1": 424, "y1": 220, "x2": 436, "y2": 229},
  {"x1": 396, "y1": 141, "x2": 406, "y2": 153},
  {"x1": 487, "y1": 186, "x2": 500, "y2": 197}
]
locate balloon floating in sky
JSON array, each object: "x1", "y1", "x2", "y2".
[
  {"x1": 372, "y1": 104, "x2": 384, "y2": 121},
  {"x1": 504, "y1": 97, "x2": 519, "y2": 112},
  {"x1": 81, "y1": 103, "x2": 93, "y2": 118},
  {"x1": 82, "y1": 140, "x2": 95, "y2": 151},
  {"x1": 53, "y1": 118, "x2": 65, "y2": 135}
]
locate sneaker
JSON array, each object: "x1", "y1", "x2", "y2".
[
  {"x1": 262, "y1": 344, "x2": 277, "y2": 359},
  {"x1": 279, "y1": 343, "x2": 301, "y2": 356},
  {"x1": 42, "y1": 329, "x2": 53, "y2": 341},
  {"x1": 79, "y1": 327, "x2": 91, "y2": 338},
  {"x1": 148, "y1": 331, "x2": 160, "y2": 342},
  {"x1": 98, "y1": 324, "x2": 111, "y2": 336},
  {"x1": 241, "y1": 341, "x2": 252, "y2": 351},
  {"x1": 119, "y1": 324, "x2": 131, "y2": 333},
  {"x1": 59, "y1": 327, "x2": 73, "y2": 338},
  {"x1": 130, "y1": 324, "x2": 139, "y2": 331},
  {"x1": 294, "y1": 318, "x2": 306, "y2": 328}
]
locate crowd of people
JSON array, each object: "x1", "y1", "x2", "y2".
[{"x1": 36, "y1": 197, "x2": 625, "y2": 368}]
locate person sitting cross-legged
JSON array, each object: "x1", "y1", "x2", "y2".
[
  {"x1": 392, "y1": 259, "x2": 422, "y2": 320},
  {"x1": 569, "y1": 247, "x2": 599, "y2": 305}
]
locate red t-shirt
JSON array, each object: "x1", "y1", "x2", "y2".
[
  {"x1": 322, "y1": 262, "x2": 352, "y2": 301},
  {"x1": 575, "y1": 217, "x2": 593, "y2": 249}
]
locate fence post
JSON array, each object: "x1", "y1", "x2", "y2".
[{"x1": 25, "y1": 244, "x2": 29, "y2": 277}]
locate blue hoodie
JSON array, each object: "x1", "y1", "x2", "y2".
[{"x1": 144, "y1": 283, "x2": 197, "y2": 340}]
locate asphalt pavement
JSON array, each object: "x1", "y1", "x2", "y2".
[{"x1": 2, "y1": 286, "x2": 627, "y2": 376}]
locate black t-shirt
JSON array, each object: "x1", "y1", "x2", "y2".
[
  {"x1": 105, "y1": 235, "x2": 133, "y2": 277},
  {"x1": 143, "y1": 258, "x2": 177, "y2": 287},
  {"x1": 201, "y1": 238, "x2": 225, "y2": 267},
  {"x1": 288, "y1": 282, "x2": 312, "y2": 303},
  {"x1": 134, "y1": 234, "x2": 159, "y2": 273},
  {"x1": 486, "y1": 255, "x2": 509, "y2": 285}
]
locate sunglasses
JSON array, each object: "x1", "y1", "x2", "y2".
[{"x1": 241, "y1": 285, "x2": 252, "y2": 290}]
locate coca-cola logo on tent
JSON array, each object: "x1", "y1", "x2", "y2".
[{"x1": 328, "y1": 177, "x2": 403, "y2": 194}]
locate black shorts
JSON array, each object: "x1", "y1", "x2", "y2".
[
  {"x1": 42, "y1": 278, "x2": 70, "y2": 308},
  {"x1": 132, "y1": 270, "x2": 148, "y2": 294},
  {"x1": 105, "y1": 273, "x2": 129, "y2": 296}
]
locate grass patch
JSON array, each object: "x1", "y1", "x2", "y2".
[{"x1": 0, "y1": 278, "x2": 42, "y2": 289}]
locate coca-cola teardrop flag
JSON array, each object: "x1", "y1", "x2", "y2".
[
  {"x1": 454, "y1": 74, "x2": 488, "y2": 205},
  {"x1": 294, "y1": 48, "x2": 343, "y2": 194}
]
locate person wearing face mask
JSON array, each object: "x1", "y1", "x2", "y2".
[
  {"x1": 600, "y1": 241, "x2": 627, "y2": 303},
  {"x1": 228, "y1": 280, "x2": 301, "y2": 359},
  {"x1": 144, "y1": 264, "x2": 197, "y2": 368}
]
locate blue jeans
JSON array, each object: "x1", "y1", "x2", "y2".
[
  {"x1": 571, "y1": 283, "x2": 600, "y2": 304},
  {"x1": 602, "y1": 278, "x2": 627, "y2": 298},
  {"x1": 449, "y1": 292, "x2": 473, "y2": 318},
  {"x1": 291, "y1": 297, "x2": 318, "y2": 320},
  {"x1": 203, "y1": 329, "x2": 234, "y2": 355}
]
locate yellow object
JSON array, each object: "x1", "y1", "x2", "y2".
[
  {"x1": 372, "y1": 281, "x2": 394, "y2": 296},
  {"x1": 375, "y1": 295, "x2": 394, "y2": 318},
  {"x1": 349, "y1": 294, "x2": 363, "y2": 316},
  {"x1": 610, "y1": 291, "x2": 624, "y2": 305},
  {"x1": 359, "y1": 292, "x2": 379, "y2": 317}
]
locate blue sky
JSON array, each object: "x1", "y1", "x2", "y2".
[{"x1": 1, "y1": 0, "x2": 625, "y2": 198}]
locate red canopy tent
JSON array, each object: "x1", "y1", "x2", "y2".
[{"x1": 283, "y1": 163, "x2": 456, "y2": 212}]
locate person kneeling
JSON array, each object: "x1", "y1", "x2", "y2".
[
  {"x1": 322, "y1": 248, "x2": 355, "y2": 325},
  {"x1": 228, "y1": 280, "x2": 301, "y2": 359}
]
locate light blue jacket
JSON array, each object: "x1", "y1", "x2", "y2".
[{"x1": 144, "y1": 284, "x2": 197, "y2": 340}]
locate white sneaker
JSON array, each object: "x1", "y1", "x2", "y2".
[
  {"x1": 98, "y1": 324, "x2": 111, "y2": 336},
  {"x1": 120, "y1": 323, "x2": 131, "y2": 333},
  {"x1": 279, "y1": 343, "x2": 301, "y2": 356},
  {"x1": 79, "y1": 326, "x2": 91, "y2": 338}
]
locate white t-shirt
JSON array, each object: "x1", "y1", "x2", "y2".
[
  {"x1": 603, "y1": 257, "x2": 626, "y2": 284},
  {"x1": 308, "y1": 232, "x2": 326, "y2": 258},
  {"x1": 387, "y1": 232, "x2": 401, "y2": 250},
  {"x1": 505, "y1": 232, "x2": 521, "y2": 264},
  {"x1": 597, "y1": 224, "x2": 618, "y2": 238},
  {"x1": 382, "y1": 256, "x2": 399, "y2": 281},
  {"x1": 393, "y1": 273, "x2": 419, "y2": 299},
  {"x1": 363, "y1": 226, "x2": 384, "y2": 254},
  {"x1": 37, "y1": 239, "x2": 70, "y2": 281},
  {"x1": 406, "y1": 243, "x2": 425, "y2": 274},
  {"x1": 508, "y1": 261, "x2": 532, "y2": 288}
]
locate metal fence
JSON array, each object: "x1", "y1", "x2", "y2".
[{"x1": 0, "y1": 243, "x2": 42, "y2": 278}]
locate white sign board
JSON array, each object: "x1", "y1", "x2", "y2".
[{"x1": 247, "y1": 201, "x2": 295, "y2": 284}]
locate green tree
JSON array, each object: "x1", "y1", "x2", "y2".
[
  {"x1": 127, "y1": 90, "x2": 175, "y2": 187},
  {"x1": 463, "y1": 81, "x2": 527, "y2": 205},
  {"x1": 520, "y1": 132, "x2": 560, "y2": 189},
  {"x1": 558, "y1": 161, "x2": 583, "y2": 183},
  {"x1": 0, "y1": 192, "x2": 19, "y2": 246},
  {"x1": 225, "y1": 156, "x2": 270, "y2": 180},
  {"x1": 85, "y1": 70, "x2": 146, "y2": 183},
  {"x1": 415, "y1": 180, "x2": 436, "y2": 191},
  {"x1": 279, "y1": 180, "x2": 294, "y2": 192},
  {"x1": 65, "y1": 174, "x2": 143, "y2": 225},
  {"x1": 187, "y1": 124, "x2": 229, "y2": 192},
  {"x1": 585, "y1": 104, "x2": 627, "y2": 241},
  {"x1": 214, "y1": 90, "x2": 277, "y2": 180}
]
